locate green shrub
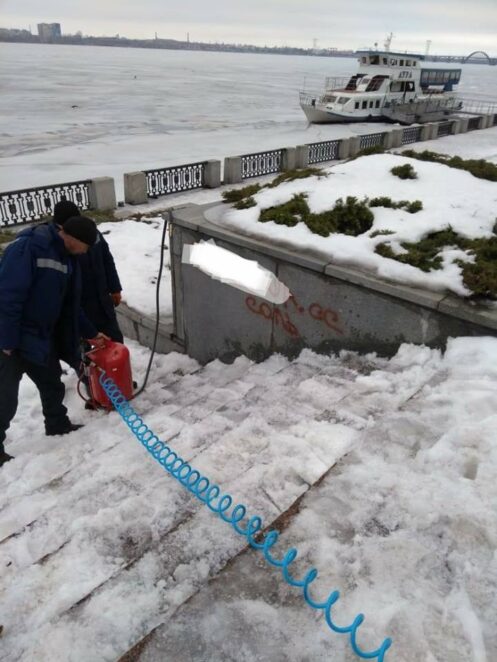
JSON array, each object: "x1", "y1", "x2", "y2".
[
  {"x1": 259, "y1": 193, "x2": 309, "y2": 226},
  {"x1": 234, "y1": 197, "x2": 257, "y2": 209},
  {"x1": 222, "y1": 184, "x2": 262, "y2": 203},
  {"x1": 267, "y1": 168, "x2": 324, "y2": 188},
  {"x1": 391, "y1": 163, "x2": 418, "y2": 180},
  {"x1": 368, "y1": 197, "x2": 423, "y2": 213},
  {"x1": 400, "y1": 150, "x2": 497, "y2": 182},
  {"x1": 370, "y1": 229, "x2": 395, "y2": 238},
  {"x1": 405, "y1": 200, "x2": 423, "y2": 214},
  {"x1": 258, "y1": 195, "x2": 373, "y2": 237}
]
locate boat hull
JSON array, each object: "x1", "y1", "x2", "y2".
[{"x1": 300, "y1": 103, "x2": 383, "y2": 124}]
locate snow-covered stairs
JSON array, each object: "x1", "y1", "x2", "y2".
[{"x1": 0, "y1": 347, "x2": 424, "y2": 661}]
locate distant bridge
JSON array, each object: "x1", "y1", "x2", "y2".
[{"x1": 428, "y1": 51, "x2": 497, "y2": 65}]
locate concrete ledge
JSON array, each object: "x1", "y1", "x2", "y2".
[
  {"x1": 437, "y1": 295, "x2": 497, "y2": 331},
  {"x1": 324, "y1": 262, "x2": 446, "y2": 311},
  {"x1": 172, "y1": 206, "x2": 330, "y2": 273},
  {"x1": 116, "y1": 302, "x2": 184, "y2": 354}
]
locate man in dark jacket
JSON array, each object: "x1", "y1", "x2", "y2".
[
  {"x1": 53, "y1": 201, "x2": 124, "y2": 342},
  {"x1": 0, "y1": 217, "x2": 103, "y2": 467}
]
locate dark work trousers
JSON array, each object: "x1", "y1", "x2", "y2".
[
  {"x1": 83, "y1": 298, "x2": 124, "y2": 343},
  {"x1": 0, "y1": 351, "x2": 70, "y2": 450}
]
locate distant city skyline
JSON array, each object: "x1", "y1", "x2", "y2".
[{"x1": 0, "y1": 0, "x2": 496, "y2": 55}]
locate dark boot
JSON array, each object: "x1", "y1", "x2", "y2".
[
  {"x1": 0, "y1": 449, "x2": 14, "y2": 467},
  {"x1": 46, "y1": 422, "x2": 84, "y2": 436}
]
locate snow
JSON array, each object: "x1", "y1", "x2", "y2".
[
  {"x1": 205, "y1": 149, "x2": 497, "y2": 298},
  {"x1": 1, "y1": 43, "x2": 496, "y2": 198},
  {"x1": 1, "y1": 42, "x2": 497, "y2": 662},
  {"x1": 1, "y1": 339, "x2": 497, "y2": 660}
]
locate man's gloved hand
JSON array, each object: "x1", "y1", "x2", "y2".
[
  {"x1": 111, "y1": 292, "x2": 122, "y2": 307},
  {"x1": 87, "y1": 332, "x2": 110, "y2": 348}
]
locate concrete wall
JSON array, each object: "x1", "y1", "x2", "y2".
[
  {"x1": 116, "y1": 302, "x2": 184, "y2": 355},
  {"x1": 170, "y1": 204, "x2": 497, "y2": 365}
]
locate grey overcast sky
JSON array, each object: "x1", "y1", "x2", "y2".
[{"x1": 1, "y1": 0, "x2": 496, "y2": 55}]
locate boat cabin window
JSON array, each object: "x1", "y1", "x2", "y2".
[
  {"x1": 383, "y1": 57, "x2": 388, "y2": 65},
  {"x1": 390, "y1": 58, "x2": 398, "y2": 66},
  {"x1": 369, "y1": 100, "x2": 374, "y2": 108},
  {"x1": 390, "y1": 81, "x2": 415, "y2": 93},
  {"x1": 406, "y1": 60, "x2": 411, "y2": 66},
  {"x1": 362, "y1": 57, "x2": 367, "y2": 63},
  {"x1": 366, "y1": 75, "x2": 388, "y2": 92},
  {"x1": 355, "y1": 102, "x2": 360, "y2": 109},
  {"x1": 375, "y1": 99, "x2": 381, "y2": 108},
  {"x1": 400, "y1": 59, "x2": 404, "y2": 66},
  {"x1": 370, "y1": 55, "x2": 380, "y2": 65},
  {"x1": 338, "y1": 96, "x2": 350, "y2": 104},
  {"x1": 362, "y1": 100, "x2": 368, "y2": 109}
]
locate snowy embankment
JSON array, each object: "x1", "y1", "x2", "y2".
[
  {"x1": 103, "y1": 128, "x2": 497, "y2": 319},
  {"x1": 1, "y1": 338, "x2": 496, "y2": 661},
  {"x1": 206, "y1": 152, "x2": 497, "y2": 298}
]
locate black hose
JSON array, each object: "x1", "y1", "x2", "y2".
[{"x1": 133, "y1": 211, "x2": 170, "y2": 397}]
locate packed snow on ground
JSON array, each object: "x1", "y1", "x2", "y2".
[
  {"x1": 205, "y1": 152, "x2": 497, "y2": 297},
  {"x1": 419, "y1": 125, "x2": 497, "y2": 163},
  {"x1": 0, "y1": 337, "x2": 496, "y2": 661},
  {"x1": 98, "y1": 218, "x2": 172, "y2": 317}
]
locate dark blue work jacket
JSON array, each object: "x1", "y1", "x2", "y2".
[
  {"x1": 78, "y1": 230, "x2": 122, "y2": 318},
  {"x1": 0, "y1": 224, "x2": 96, "y2": 366}
]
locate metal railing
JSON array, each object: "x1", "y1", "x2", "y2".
[
  {"x1": 144, "y1": 162, "x2": 206, "y2": 198},
  {"x1": 359, "y1": 132, "x2": 386, "y2": 151},
  {"x1": 307, "y1": 139, "x2": 340, "y2": 164},
  {"x1": 0, "y1": 180, "x2": 91, "y2": 226},
  {"x1": 402, "y1": 126, "x2": 423, "y2": 145},
  {"x1": 467, "y1": 116, "x2": 482, "y2": 131},
  {"x1": 240, "y1": 149, "x2": 283, "y2": 179},
  {"x1": 436, "y1": 121, "x2": 453, "y2": 137}
]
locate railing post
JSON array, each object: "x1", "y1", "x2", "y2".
[
  {"x1": 348, "y1": 136, "x2": 361, "y2": 157},
  {"x1": 483, "y1": 113, "x2": 494, "y2": 129},
  {"x1": 282, "y1": 147, "x2": 296, "y2": 171},
  {"x1": 458, "y1": 117, "x2": 469, "y2": 134},
  {"x1": 420, "y1": 123, "x2": 435, "y2": 141},
  {"x1": 450, "y1": 119, "x2": 462, "y2": 135},
  {"x1": 388, "y1": 128, "x2": 404, "y2": 149},
  {"x1": 223, "y1": 156, "x2": 243, "y2": 184},
  {"x1": 88, "y1": 177, "x2": 116, "y2": 211},
  {"x1": 203, "y1": 160, "x2": 221, "y2": 188},
  {"x1": 338, "y1": 138, "x2": 350, "y2": 160},
  {"x1": 295, "y1": 145, "x2": 310, "y2": 169},
  {"x1": 124, "y1": 172, "x2": 148, "y2": 205}
]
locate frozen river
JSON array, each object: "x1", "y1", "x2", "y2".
[{"x1": 0, "y1": 42, "x2": 496, "y2": 197}]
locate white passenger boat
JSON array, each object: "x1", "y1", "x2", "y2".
[{"x1": 300, "y1": 48, "x2": 463, "y2": 124}]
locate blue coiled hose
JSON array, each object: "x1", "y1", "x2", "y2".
[{"x1": 99, "y1": 371, "x2": 392, "y2": 661}]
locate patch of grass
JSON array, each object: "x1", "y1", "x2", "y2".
[
  {"x1": 375, "y1": 227, "x2": 497, "y2": 298},
  {"x1": 400, "y1": 150, "x2": 497, "y2": 182},
  {"x1": 358, "y1": 145, "x2": 386, "y2": 157},
  {"x1": 370, "y1": 229, "x2": 395, "y2": 238},
  {"x1": 368, "y1": 197, "x2": 423, "y2": 213},
  {"x1": 267, "y1": 167, "x2": 325, "y2": 188},
  {"x1": 259, "y1": 193, "x2": 308, "y2": 226},
  {"x1": 234, "y1": 197, "x2": 257, "y2": 209},
  {"x1": 259, "y1": 194, "x2": 374, "y2": 237},
  {"x1": 391, "y1": 163, "x2": 418, "y2": 180},
  {"x1": 222, "y1": 183, "x2": 262, "y2": 204},
  {"x1": 222, "y1": 168, "x2": 326, "y2": 208}
]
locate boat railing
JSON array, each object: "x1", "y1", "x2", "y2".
[
  {"x1": 324, "y1": 76, "x2": 351, "y2": 91},
  {"x1": 457, "y1": 96, "x2": 497, "y2": 115},
  {"x1": 299, "y1": 91, "x2": 329, "y2": 106}
]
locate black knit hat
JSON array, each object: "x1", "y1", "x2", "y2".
[
  {"x1": 62, "y1": 216, "x2": 97, "y2": 247},
  {"x1": 53, "y1": 200, "x2": 80, "y2": 225}
]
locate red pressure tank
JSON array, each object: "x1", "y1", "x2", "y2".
[{"x1": 86, "y1": 341, "x2": 134, "y2": 409}]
